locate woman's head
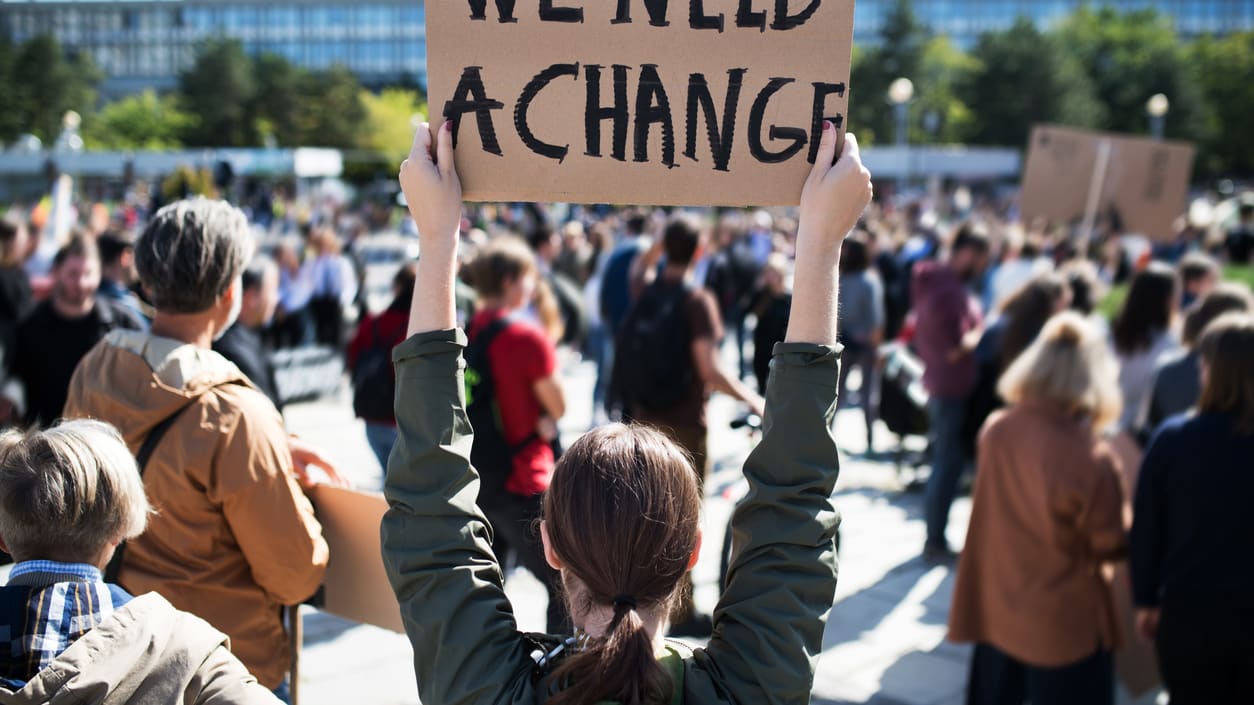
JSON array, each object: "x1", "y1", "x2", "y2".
[
  {"x1": 838, "y1": 232, "x2": 870, "y2": 274},
  {"x1": 1112, "y1": 263, "x2": 1178, "y2": 355},
  {"x1": 1196, "y1": 313, "x2": 1254, "y2": 435},
  {"x1": 999, "y1": 311, "x2": 1122, "y2": 432},
  {"x1": 540, "y1": 424, "x2": 701, "y2": 705},
  {"x1": 467, "y1": 236, "x2": 537, "y2": 310},
  {"x1": 996, "y1": 273, "x2": 1071, "y2": 370}
]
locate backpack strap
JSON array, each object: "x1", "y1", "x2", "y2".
[
  {"x1": 469, "y1": 315, "x2": 540, "y2": 453},
  {"x1": 103, "y1": 401, "x2": 194, "y2": 585}
]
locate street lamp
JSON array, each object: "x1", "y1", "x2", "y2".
[
  {"x1": 888, "y1": 77, "x2": 914, "y2": 196},
  {"x1": 1147, "y1": 93, "x2": 1169, "y2": 140}
]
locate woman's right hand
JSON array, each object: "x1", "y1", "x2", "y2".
[
  {"x1": 799, "y1": 126, "x2": 873, "y2": 248},
  {"x1": 399, "y1": 120, "x2": 462, "y2": 256}
]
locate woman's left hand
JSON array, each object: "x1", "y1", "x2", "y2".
[{"x1": 400, "y1": 120, "x2": 462, "y2": 257}]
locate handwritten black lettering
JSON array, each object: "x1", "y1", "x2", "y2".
[
  {"x1": 634, "y1": 65, "x2": 677, "y2": 168},
  {"x1": 690, "y1": 0, "x2": 725, "y2": 31},
  {"x1": 444, "y1": 67, "x2": 506, "y2": 156},
  {"x1": 807, "y1": 81, "x2": 845, "y2": 163},
  {"x1": 613, "y1": 0, "x2": 671, "y2": 26},
  {"x1": 585, "y1": 64, "x2": 631, "y2": 161},
  {"x1": 516, "y1": 63, "x2": 580, "y2": 161},
  {"x1": 736, "y1": 0, "x2": 767, "y2": 30},
  {"x1": 540, "y1": 0, "x2": 584, "y2": 22},
  {"x1": 685, "y1": 69, "x2": 747, "y2": 172},
  {"x1": 771, "y1": 0, "x2": 821, "y2": 30},
  {"x1": 468, "y1": 0, "x2": 518, "y2": 23},
  {"x1": 749, "y1": 77, "x2": 806, "y2": 163}
]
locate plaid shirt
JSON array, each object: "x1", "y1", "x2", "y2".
[{"x1": 0, "y1": 561, "x2": 132, "y2": 687}]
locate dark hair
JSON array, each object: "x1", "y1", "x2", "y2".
[
  {"x1": 951, "y1": 223, "x2": 991, "y2": 257},
  {"x1": 1112, "y1": 263, "x2": 1178, "y2": 355},
  {"x1": 390, "y1": 262, "x2": 418, "y2": 312},
  {"x1": 53, "y1": 234, "x2": 98, "y2": 269},
  {"x1": 662, "y1": 217, "x2": 700, "y2": 268},
  {"x1": 997, "y1": 273, "x2": 1069, "y2": 371},
  {"x1": 466, "y1": 236, "x2": 536, "y2": 299},
  {"x1": 624, "y1": 213, "x2": 648, "y2": 237},
  {"x1": 1182, "y1": 283, "x2": 1254, "y2": 347},
  {"x1": 0, "y1": 221, "x2": 23, "y2": 266},
  {"x1": 838, "y1": 233, "x2": 870, "y2": 274},
  {"x1": 1196, "y1": 313, "x2": 1254, "y2": 435},
  {"x1": 542, "y1": 424, "x2": 701, "y2": 705},
  {"x1": 1064, "y1": 263, "x2": 1102, "y2": 316},
  {"x1": 528, "y1": 223, "x2": 557, "y2": 252},
  {"x1": 96, "y1": 231, "x2": 134, "y2": 268},
  {"x1": 1177, "y1": 252, "x2": 1219, "y2": 288},
  {"x1": 136, "y1": 198, "x2": 252, "y2": 314},
  {"x1": 240, "y1": 255, "x2": 276, "y2": 292}
]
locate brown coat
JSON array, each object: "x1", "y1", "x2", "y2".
[
  {"x1": 64, "y1": 331, "x2": 328, "y2": 689},
  {"x1": 0, "y1": 593, "x2": 279, "y2": 705},
  {"x1": 948, "y1": 400, "x2": 1127, "y2": 668}
]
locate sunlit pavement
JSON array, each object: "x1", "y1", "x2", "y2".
[{"x1": 279, "y1": 352, "x2": 1161, "y2": 705}]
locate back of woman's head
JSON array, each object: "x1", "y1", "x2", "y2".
[
  {"x1": 1181, "y1": 283, "x2": 1254, "y2": 348},
  {"x1": 839, "y1": 233, "x2": 870, "y2": 274},
  {"x1": 542, "y1": 424, "x2": 701, "y2": 705},
  {"x1": 997, "y1": 272, "x2": 1069, "y2": 370},
  {"x1": 1196, "y1": 313, "x2": 1254, "y2": 435},
  {"x1": 467, "y1": 236, "x2": 536, "y2": 299},
  {"x1": 1113, "y1": 263, "x2": 1178, "y2": 355},
  {"x1": 999, "y1": 311, "x2": 1122, "y2": 432}
]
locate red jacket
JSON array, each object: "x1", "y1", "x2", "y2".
[{"x1": 348, "y1": 307, "x2": 411, "y2": 423}]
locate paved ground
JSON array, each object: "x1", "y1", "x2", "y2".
[{"x1": 285, "y1": 353, "x2": 1164, "y2": 705}]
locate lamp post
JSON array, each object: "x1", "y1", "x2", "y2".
[
  {"x1": 888, "y1": 77, "x2": 914, "y2": 196},
  {"x1": 1147, "y1": 93, "x2": 1169, "y2": 141}
]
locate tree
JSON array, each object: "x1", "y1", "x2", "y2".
[
  {"x1": 1055, "y1": 7, "x2": 1209, "y2": 143},
  {"x1": 81, "y1": 90, "x2": 190, "y2": 150},
  {"x1": 960, "y1": 19, "x2": 1103, "y2": 147},
  {"x1": 292, "y1": 66, "x2": 366, "y2": 148},
  {"x1": 1189, "y1": 31, "x2": 1254, "y2": 176},
  {"x1": 178, "y1": 39, "x2": 257, "y2": 146},
  {"x1": 250, "y1": 53, "x2": 305, "y2": 147},
  {"x1": 0, "y1": 37, "x2": 21, "y2": 144},
  {"x1": 358, "y1": 89, "x2": 427, "y2": 160},
  {"x1": 848, "y1": 0, "x2": 930, "y2": 145},
  {"x1": 9, "y1": 35, "x2": 100, "y2": 143},
  {"x1": 912, "y1": 36, "x2": 979, "y2": 144}
]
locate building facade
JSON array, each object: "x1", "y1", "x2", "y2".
[
  {"x1": 854, "y1": 0, "x2": 1253, "y2": 47},
  {"x1": 0, "y1": 0, "x2": 427, "y2": 97},
  {"x1": 2, "y1": 1, "x2": 1251, "y2": 97}
]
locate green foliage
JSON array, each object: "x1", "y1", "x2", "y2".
[
  {"x1": 292, "y1": 65, "x2": 367, "y2": 149},
  {"x1": 960, "y1": 18, "x2": 1104, "y2": 146},
  {"x1": 1189, "y1": 32, "x2": 1254, "y2": 176},
  {"x1": 178, "y1": 39, "x2": 258, "y2": 147},
  {"x1": 848, "y1": 0, "x2": 930, "y2": 145},
  {"x1": 81, "y1": 90, "x2": 190, "y2": 150},
  {"x1": 2, "y1": 35, "x2": 99, "y2": 144},
  {"x1": 359, "y1": 89, "x2": 428, "y2": 160}
]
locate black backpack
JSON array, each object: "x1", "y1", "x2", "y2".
[
  {"x1": 613, "y1": 280, "x2": 695, "y2": 416},
  {"x1": 351, "y1": 318, "x2": 396, "y2": 422},
  {"x1": 466, "y1": 317, "x2": 538, "y2": 507}
]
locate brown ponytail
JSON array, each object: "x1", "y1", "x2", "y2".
[{"x1": 542, "y1": 424, "x2": 702, "y2": 705}]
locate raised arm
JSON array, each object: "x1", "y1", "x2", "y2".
[
  {"x1": 382, "y1": 121, "x2": 538, "y2": 705},
  {"x1": 694, "y1": 124, "x2": 871, "y2": 705}
]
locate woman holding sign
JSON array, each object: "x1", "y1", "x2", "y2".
[{"x1": 381, "y1": 119, "x2": 871, "y2": 705}]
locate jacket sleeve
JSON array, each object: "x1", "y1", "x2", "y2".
[
  {"x1": 1130, "y1": 427, "x2": 1173, "y2": 607},
  {"x1": 381, "y1": 329, "x2": 538, "y2": 705},
  {"x1": 213, "y1": 391, "x2": 329, "y2": 606},
  {"x1": 1080, "y1": 447, "x2": 1128, "y2": 561},
  {"x1": 189, "y1": 644, "x2": 284, "y2": 705},
  {"x1": 692, "y1": 342, "x2": 842, "y2": 705}
]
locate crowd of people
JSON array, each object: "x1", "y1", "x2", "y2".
[{"x1": 0, "y1": 122, "x2": 1251, "y2": 705}]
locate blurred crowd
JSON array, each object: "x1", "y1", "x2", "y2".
[{"x1": 0, "y1": 177, "x2": 1252, "y2": 703}]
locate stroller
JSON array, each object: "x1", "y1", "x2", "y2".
[{"x1": 876, "y1": 342, "x2": 931, "y2": 485}]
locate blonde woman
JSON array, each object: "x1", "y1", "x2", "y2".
[{"x1": 949, "y1": 312, "x2": 1126, "y2": 705}]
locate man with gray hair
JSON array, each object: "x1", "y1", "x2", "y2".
[
  {"x1": 0, "y1": 419, "x2": 278, "y2": 703},
  {"x1": 64, "y1": 198, "x2": 328, "y2": 699}
]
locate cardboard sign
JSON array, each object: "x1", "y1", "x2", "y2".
[
  {"x1": 426, "y1": 0, "x2": 856, "y2": 206},
  {"x1": 311, "y1": 485, "x2": 404, "y2": 633},
  {"x1": 1020, "y1": 125, "x2": 1195, "y2": 241}
]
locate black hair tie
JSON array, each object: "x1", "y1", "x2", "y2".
[{"x1": 612, "y1": 594, "x2": 638, "y2": 612}]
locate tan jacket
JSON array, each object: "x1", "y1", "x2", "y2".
[
  {"x1": 949, "y1": 400, "x2": 1127, "y2": 668},
  {"x1": 64, "y1": 331, "x2": 328, "y2": 689},
  {"x1": 0, "y1": 592, "x2": 279, "y2": 705}
]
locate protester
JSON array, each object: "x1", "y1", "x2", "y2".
[
  {"x1": 911, "y1": 224, "x2": 990, "y2": 561},
  {"x1": 1131, "y1": 313, "x2": 1254, "y2": 704},
  {"x1": 1142, "y1": 283, "x2": 1254, "y2": 433},
  {"x1": 0, "y1": 419, "x2": 279, "y2": 703},
  {"x1": 1175, "y1": 252, "x2": 1219, "y2": 310},
  {"x1": 62, "y1": 198, "x2": 328, "y2": 700},
  {"x1": 836, "y1": 233, "x2": 885, "y2": 450},
  {"x1": 1111, "y1": 263, "x2": 1180, "y2": 436},
  {"x1": 214, "y1": 255, "x2": 284, "y2": 409},
  {"x1": 273, "y1": 240, "x2": 315, "y2": 349},
  {"x1": 1224, "y1": 199, "x2": 1254, "y2": 265},
  {"x1": 0, "y1": 221, "x2": 32, "y2": 426},
  {"x1": 96, "y1": 230, "x2": 150, "y2": 328},
  {"x1": 9, "y1": 236, "x2": 144, "y2": 428},
  {"x1": 529, "y1": 223, "x2": 588, "y2": 349},
  {"x1": 307, "y1": 227, "x2": 357, "y2": 348},
  {"x1": 463, "y1": 235, "x2": 569, "y2": 634},
  {"x1": 382, "y1": 118, "x2": 869, "y2": 705},
  {"x1": 950, "y1": 312, "x2": 1125, "y2": 705},
  {"x1": 751, "y1": 252, "x2": 792, "y2": 395},
  {"x1": 348, "y1": 263, "x2": 416, "y2": 471}
]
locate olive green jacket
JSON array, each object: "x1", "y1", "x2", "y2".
[{"x1": 381, "y1": 329, "x2": 842, "y2": 705}]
